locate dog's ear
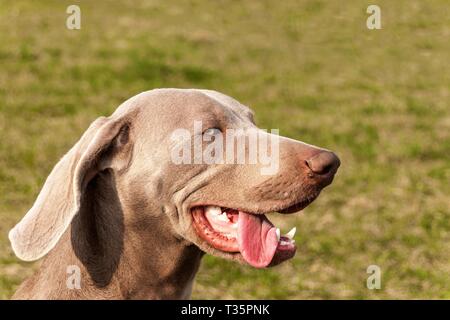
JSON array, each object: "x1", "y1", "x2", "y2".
[{"x1": 9, "y1": 116, "x2": 132, "y2": 261}]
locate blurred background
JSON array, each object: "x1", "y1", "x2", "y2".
[{"x1": 0, "y1": 0, "x2": 449, "y2": 299}]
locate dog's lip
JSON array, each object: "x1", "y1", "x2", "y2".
[
  {"x1": 188, "y1": 194, "x2": 319, "y2": 216},
  {"x1": 277, "y1": 195, "x2": 318, "y2": 214}
]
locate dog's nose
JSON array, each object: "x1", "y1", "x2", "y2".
[{"x1": 305, "y1": 151, "x2": 340, "y2": 176}]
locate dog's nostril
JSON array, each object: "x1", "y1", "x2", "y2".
[{"x1": 305, "y1": 151, "x2": 340, "y2": 175}]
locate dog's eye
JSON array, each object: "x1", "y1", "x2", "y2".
[{"x1": 203, "y1": 128, "x2": 222, "y2": 136}]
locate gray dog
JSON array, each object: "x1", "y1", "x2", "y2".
[{"x1": 9, "y1": 89, "x2": 340, "y2": 299}]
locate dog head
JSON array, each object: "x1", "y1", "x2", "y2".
[{"x1": 9, "y1": 89, "x2": 339, "y2": 268}]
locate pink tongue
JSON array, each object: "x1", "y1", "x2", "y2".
[{"x1": 237, "y1": 211, "x2": 279, "y2": 268}]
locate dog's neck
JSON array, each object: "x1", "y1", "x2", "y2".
[{"x1": 14, "y1": 172, "x2": 204, "y2": 299}]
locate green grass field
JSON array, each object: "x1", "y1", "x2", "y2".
[{"x1": 0, "y1": 0, "x2": 449, "y2": 299}]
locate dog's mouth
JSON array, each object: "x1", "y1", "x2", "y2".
[{"x1": 191, "y1": 198, "x2": 316, "y2": 268}]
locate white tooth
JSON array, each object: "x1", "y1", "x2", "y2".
[
  {"x1": 285, "y1": 227, "x2": 296, "y2": 240},
  {"x1": 216, "y1": 214, "x2": 229, "y2": 222},
  {"x1": 275, "y1": 228, "x2": 280, "y2": 241},
  {"x1": 205, "y1": 206, "x2": 222, "y2": 215}
]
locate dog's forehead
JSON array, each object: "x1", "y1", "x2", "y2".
[
  {"x1": 196, "y1": 89, "x2": 254, "y2": 119},
  {"x1": 114, "y1": 89, "x2": 254, "y2": 125}
]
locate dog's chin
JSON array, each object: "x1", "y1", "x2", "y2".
[{"x1": 188, "y1": 195, "x2": 318, "y2": 268}]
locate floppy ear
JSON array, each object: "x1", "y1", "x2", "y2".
[{"x1": 9, "y1": 116, "x2": 132, "y2": 261}]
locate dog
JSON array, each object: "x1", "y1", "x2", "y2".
[{"x1": 9, "y1": 89, "x2": 340, "y2": 299}]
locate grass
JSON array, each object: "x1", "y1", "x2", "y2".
[{"x1": 0, "y1": 0, "x2": 449, "y2": 299}]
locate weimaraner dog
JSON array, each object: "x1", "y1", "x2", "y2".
[{"x1": 9, "y1": 89, "x2": 339, "y2": 299}]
